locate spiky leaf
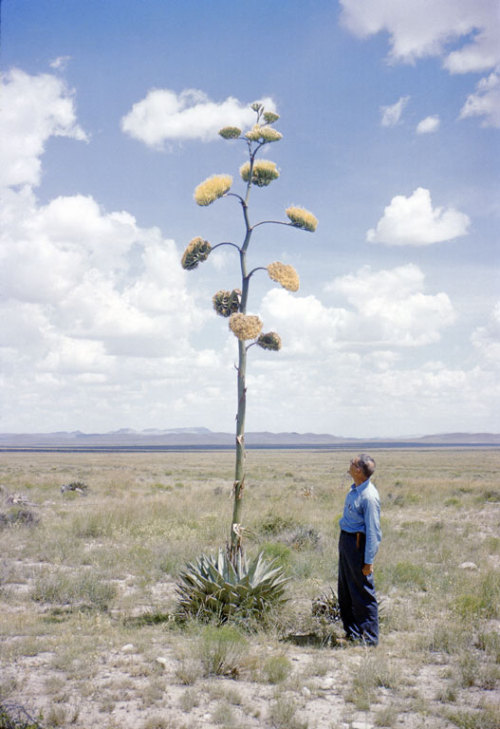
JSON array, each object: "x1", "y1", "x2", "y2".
[{"x1": 176, "y1": 549, "x2": 289, "y2": 623}]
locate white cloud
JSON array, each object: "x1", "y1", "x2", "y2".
[
  {"x1": 0, "y1": 69, "x2": 88, "y2": 188},
  {"x1": 367, "y1": 187, "x2": 470, "y2": 245},
  {"x1": 262, "y1": 263, "x2": 455, "y2": 349},
  {"x1": 49, "y1": 56, "x2": 72, "y2": 71},
  {"x1": 1, "y1": 189, "x2": 205, "y2": 357},
  {"x1": 0, "y1": 69, "x2": 216, "y2": 433},
  {"x1": 340, "y1": 0, "x2": 500, "y2": 73},
  {"x1": 471, "y1": 301, "x2": 500, "y2": 362},
  {"x1": 416, "y1": 115, "x2": 441, "y2": 134},
  {"x1": 460, "y1": 70, "x2": 500, "y2": 128},
  {"x1": 380, "y1": 96, "x2": 410, "y2": 126},
  {"x1": 121, "y1": 89, "x2": 277, "y2": 148},
  {"x1": 327, "y1": 264, "x2": 456, "y2": 346}
]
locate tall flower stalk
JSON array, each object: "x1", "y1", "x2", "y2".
[{"x1": 181, "y1": 103, "x2": 317, "y2": 564}]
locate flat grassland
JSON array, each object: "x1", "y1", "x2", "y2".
[{"x1": 0, "y1": 448, "x2": 499, "y2": 729}]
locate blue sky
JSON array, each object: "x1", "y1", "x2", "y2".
[{"x1": 1, "y1": 0, "x2": 499, "y2": 436}]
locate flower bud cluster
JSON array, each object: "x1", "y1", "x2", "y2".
[
  {"x1": 212, "y1": 289, "x2": 241, "y2": 317},
  {"x1": 229, "y1": 313, "x2": 263, "y2": 340},
  {"x1": 267, "y1": 262, "x2": 300, "y2": 292},
  {"x1": 181, "y1": 237, "x2": 212, "y2": 270},
  {"x1": 257, "y1": 332, "x2": 282, "y2": 351},
  {"x1": 240, "y1": 160, "x2": 279, "y2": 187},
  {"x1": 194, "y1": 174, "x2": 232, "y2": 206},
  {"x1": 263, "y1": 111, "x2": 280, "y2": 124},
  {"x1": 285, "y1": 206, "x2": 318, "y2": 232},
  {"x1": 219, "y1": 126, "x2": 242, "y2": 139}
]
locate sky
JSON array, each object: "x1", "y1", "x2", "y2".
[{"x1": 0, "y1": 0, "x2": 499, "y2": 438}]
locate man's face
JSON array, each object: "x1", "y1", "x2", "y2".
[{"x1": 349, "y1": 458, "x2": 363, "y2": 483}]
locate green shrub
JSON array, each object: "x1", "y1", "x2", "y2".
[
  {"x1": 260, "y1": 542, "x2": 292, "y2": 566},
  {"x1": 262, "y1": 654, "x2": 292, "y2": 684},
  {"x1": 445, "y1": 706, "x2": 499, "y2": 729},
  {"x1": 260, "y1": 515, "x2": 297, "y2": 536},
  {"x1": 199, "y1": 624, "x2": 248, "y2": 677}
]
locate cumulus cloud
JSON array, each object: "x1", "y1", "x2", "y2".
[
  {"x1": 121, "y1": 89, "x2": 277, "y2": 147},
  {"x1": 380, "y1": 96, "x2": 410, "y2": 127},
  {"x1": 327, "y1": 264, "x2": 456, "y2": 346},
  {"x1": 0, "y1": 69, "x2": 88, "y2": 188},
  {"x1": 262, "y1": 263, "x2": 455, "y2": 349},
  {"x1": 460, "y1": 70, "x2": 500, "y2": 128},
  {"x1": 339, "y1": 0, "x2": 500, "y2": 72},
  {"x1": 471, "y1": 301, "x2": 500, "y2": 362},
  {"x1": 1, "y1": 189, "x2": 204, "y2": 356},
  {"x1": 0, "y1": 69, "x2": 217, "y2": 432},
  {"x1": 416, "y1": 115, "x2": 440, "y2": 134},
  {"x1": 367, "y1": 187, "x2": 470, "y2": 246}
]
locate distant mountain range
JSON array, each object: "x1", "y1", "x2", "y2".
[{"x1": 0, "y1": 428, "x2": 498, "y2": 448}]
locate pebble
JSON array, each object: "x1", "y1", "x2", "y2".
[
  {"x1": 121, "y1": 643, "x2": 135, "y2": 652},
  {"x1": 302, "y1": 687, "x2": 311, "y2": 698},
  {"x1": 459, "y1": 562, "x2": 478, "y2": 570},
  {"x1": 156, "y1": 657, "x2": 168, "y2": 667}
]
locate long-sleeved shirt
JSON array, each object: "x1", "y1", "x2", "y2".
[{"x1": 339, "y1": 479, "x2": 382, "y2": 564}]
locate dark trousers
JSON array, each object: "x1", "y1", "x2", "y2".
[{"x1": 338, "y1": 530, "x2": 379, "y2": 645}]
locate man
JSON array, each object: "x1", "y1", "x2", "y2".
[{"x1": 338, "y1": 453, "x2": 381, "y2": 646}]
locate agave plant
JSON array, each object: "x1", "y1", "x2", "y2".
[{"x1": 176, "y1": 549, "x2": 289, "y2": 623}]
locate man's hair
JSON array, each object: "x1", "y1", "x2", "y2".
[{"x1": 357, "y1": 454, "x2": 376, "y2": 478}]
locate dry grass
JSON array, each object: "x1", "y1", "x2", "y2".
[{"x1": 0, "y1": 448, "x2": 499, "y2": 728}]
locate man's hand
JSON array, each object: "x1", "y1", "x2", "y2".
[{"x1": 362, "y1": 563, "x2": 373, "y2": 576}]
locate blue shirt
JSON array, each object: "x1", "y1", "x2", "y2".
[{"x1": 339, "y1": 479, "x2": 382, "y2": 564}]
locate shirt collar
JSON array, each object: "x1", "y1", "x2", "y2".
[{"x1": 351, "y1": 478, "x2": 370, "y2": 492}]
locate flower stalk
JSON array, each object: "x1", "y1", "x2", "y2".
[{"x1": 181, "y1": 102, "x2": 317, "y2": 565}]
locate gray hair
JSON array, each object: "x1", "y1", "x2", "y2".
[{"x1": 357, "y1": 454, "x2": 376, "y2": 478}]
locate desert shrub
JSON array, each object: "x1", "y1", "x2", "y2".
[
  {"x1": 0, "y1": 509, "x2": 38, "y2": 528},
  {"x1": 199, "y1": 624, "x2": 248, "y2": 677},
  {"x1": 31, "y1": 570, "x2": 116, "y2": 611},
  {"x1": 284, "y1": 525, "x2": 321, "y2": 550},
  {"x1": 260, "y1": 542, "x2": 292, "y2": 566},
  {"x1": 268, "y1": 697, "x2": 308, "y2": 729},
  {"x1": 262, "y1": 654, "x2": 292, "y2": 684},
  {"x1": 455, "y1": 572, "x2": 500, "y2": 620},
  {"x1": 260, "y1": 514, "x2": 298, "y2": 536},
  {"x1": 445, "y1": 705, "x2": 499, "y2": 729},
  {"x1": 0, "y1": 702, "x2": 43, "y2": 729}
]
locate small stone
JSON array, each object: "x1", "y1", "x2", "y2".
[
  {"x1": 156, "y1": 657, "x2": 168, "y2": 667},
  {"x1": 302, "y1": 687, "x2": 311, "y2": 698},
  {"x1": 121, "y1": 643, "x2": 135, "y2": 652},
  {"x1": 352, "y1": 723, "x2": 374, "y2": 729},
  {"x1": 459, "y1": 562, "x2": 478, "y2": 570}
]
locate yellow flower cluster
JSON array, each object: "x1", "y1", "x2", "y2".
[
  {"x1": 240, "y1": 160, "x2": 279, "y2": 187},
  {"x1": 259, "y1": 126, "x2": 283, "y2": 142},
  {"x1": 229, "y1": 313, "x2": 263, "y2": 341},
  {"x1": 285, "y1": 206, "x2": 318, "y2": 232},
  {"x1": 245, "y1": 125, "x2": 263, "y2": 141},
  {"x1": 181, "y1": 237, "x2": 212, "y2": 270},
  {"x1": 245, "y1": 125, "x2": 282, "y2": 143},
  {"x1": 267, "y1": 262, "x2": 300, "y2": 292},
  {"x1": 257, "y1": 332, "x2": 282, "y2": 351},
  {"x1": 194, "y1": 174, "x2": 232, "y2": 206}
]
